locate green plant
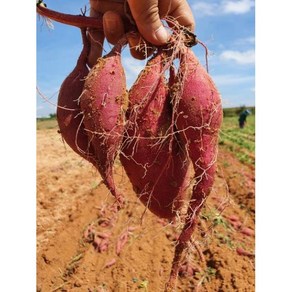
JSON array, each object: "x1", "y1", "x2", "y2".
[
  {"x1": 196, "y1": 266, "x2": 217, "y2": 285},
  {"x1": 201, "y1": 209, "x2": 230, "y2": 230},
  {"x1": 132, "y1": 278, "x2": 149, "y2": 291},
  {"x1": 138, "y1": 279, "x2": 149, "y2": 291},
  {"x1": 215, "y1": 232, "x2": 235, "y2": 249}
]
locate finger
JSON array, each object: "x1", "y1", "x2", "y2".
[
  {"x1": 103, "y1": 11, "x2": 125, "y2": 45},
  {"x1": 127, "y1": 33, "x2": 154, "y2": 60},
  {"x1": 127, "y1": 0, "x2": 169, "y2": 46},
  {"x1": 90, "y1": 0, "x2": 124, "y2": 15},
  {"x1": 87, "y1": 7, "x2": 105, "y2": 67},
  {"x1": 166, "y1": 0, "x2": 195, "y2": 32}
]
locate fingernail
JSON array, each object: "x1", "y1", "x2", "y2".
[{"x1": 155, "y1": 26, "x2": 169, "y2": 44}]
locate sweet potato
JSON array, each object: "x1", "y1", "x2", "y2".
[
  {"x1": 236, "y1": 247, "x2": 254, "y2": 257},
  {"x1": 103, "y1": 258, "x2": 116, "y2": 269},
  {"x1": 175, "y1": 47, "x2": 222, "y2": 222},
  {"x1": 80, "y1": 38, "x2": 128, "y2": 206},
  {"x1": 240, "y1": 226, "x2": 255, "y2": 237},
  {"x1": 120, "y1": 51, "x2": 190, "y2": 219},
  {"x1": 166, "y1": 47, "x2": 223, "y2": 290},
  {"x1": 56, "y1": 28, "x2": 95, "y2": 163}
]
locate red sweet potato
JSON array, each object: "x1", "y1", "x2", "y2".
[
  {"x1": 240, "y1": 226, "x2": 255, "y2": 237},
  {"x1": 120, "y1": 51, "x2": 190, "y2": 219},
  {"x1": 236, "y1": 247, "x2": 254, "y2": 257},
  {"x1": 56, "y1": 28, "x2": 95, "y2": 163},
  {"x1": 103, "y1": 258, "x2": 116, "y2": 269},
  {"x1": 166, "y1": 47, "x2": 223, "y2": 289},
  {"x1": 80, "y1": 38, "x2": 128, "y2": 205},
  {"x1": 116, "y1": 230, "x2": 129, "y2": 256},
  {"x1": 175, "y1": 47, "x2": 222, "y2": 222}
]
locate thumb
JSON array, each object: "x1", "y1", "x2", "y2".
[{"x1": 127, "y1": 0, "x2": 169, "y2": 46}]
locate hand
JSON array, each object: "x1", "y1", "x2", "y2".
[{"x1": 87, "y1": 0, "x2": 195, "y2": 67}]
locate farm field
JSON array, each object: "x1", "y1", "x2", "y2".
[
  {"x1": 37, "y1": 112, "x2": 255, "y2": 292},
  {"x1": 219, "y1": 114, "x2": 255, "y2": 165}
]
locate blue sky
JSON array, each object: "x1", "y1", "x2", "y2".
[{"x1": 36, "y1": 0, "x2": 255, "y2": 117}]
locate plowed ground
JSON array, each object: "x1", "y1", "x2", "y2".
[{"x1": 37, "y1": 128, "x2": 255, "y2": 292}]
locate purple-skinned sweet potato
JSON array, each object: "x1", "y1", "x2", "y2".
[
  {"x1": 120, "y1": 51, "x2": 190, "y2": 219},
  {"x1": 79, "y1": 38, "x2": 128, "y2": 206},
  {"x1": 166, "y1": 47, "x2": 223, "y2": 290},
  {"x1": 56, "y1": 28, "x2": 95, "y2": 164}
]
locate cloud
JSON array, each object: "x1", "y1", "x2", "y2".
[
  {"x1": 191, "y1": 2, "x2": 219, "y2": 16},
  {"x1": 221, "y1": 95, "x2": 255, "y2": 107},
  {"x1": 192, "y1": 0, "x2": 254, "y2": 16},
  {"x1": 234, "y1": 36, "x2": 255, "y2": 45},
  {"x1": 219, "y1": 49, "x2": 255, "y2": 64},
  {"x1": 213, "y1": 74, "x2": 254, "y2": 86},
  {"x1": 221, "y1": 97, "x2": 253, "y2": 108},
  {"x1": 222, "y1": 0, "x2": 255, "y2": 14}
]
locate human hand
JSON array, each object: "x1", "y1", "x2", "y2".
[{"x1": 87, "y1": 0, "x2": 195, "y2": 67}]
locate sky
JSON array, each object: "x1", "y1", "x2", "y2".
[{"x1": 36, "y1": 0, "x2": 255, "y2": 117}]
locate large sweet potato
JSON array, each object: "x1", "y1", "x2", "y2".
[
  {"x1": 121, "y1": 51, "x2": 190, "y2": 219},
  {"x1": 166, "y1": 47, "x2": 223, "y2": 290}
]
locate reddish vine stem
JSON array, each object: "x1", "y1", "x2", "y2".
[
  {"x1": 36, "y1": 4, "x2": 136, "y2": 33},
  {"x1": 197, "y1": 39, "x2": 209, "y2": 73},
  {"x1": 37, "y1": 4, "x2": 103, "y2": 29}
]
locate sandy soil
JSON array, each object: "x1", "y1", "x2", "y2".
[{"x1": 37, "y1": 128, "x2": 255, "y2": 292}]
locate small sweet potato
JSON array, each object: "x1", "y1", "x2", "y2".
[{"x1": 57, "y1": 28, "x2": 95, "y2": 163}]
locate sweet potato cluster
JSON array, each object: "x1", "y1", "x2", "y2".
[{"x1": 38, "y1": 4, "x2": 222, "y2": 290}]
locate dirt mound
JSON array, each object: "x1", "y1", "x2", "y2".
[{"x1": 37, "y1": 129, "x2": 255, "y2": 291}]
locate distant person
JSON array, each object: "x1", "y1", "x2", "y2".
[{"x1": 238, "y1": 109, "x2": 251, "y2": 129}]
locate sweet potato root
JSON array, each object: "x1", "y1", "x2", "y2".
[
  {"x1": 121, "y1": 51, "x2": 190, "y2": 219},
  {"x1": 80, "y1": 38, "x2": 128, "y2": 206},
  {"x1": 166, "y1": 47, "x2": 223, "y2": 290},
  {"x1": 56, "y1": 28, "x2": 95, "y2": 164}
]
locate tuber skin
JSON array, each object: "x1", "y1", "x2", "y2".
[
  {"x1": 166, "y1": 47, "x2": 223, "y2": 290},
  {"x1": 121, "y1": 51, "x2": 190, "y2": 219},
  {"x1": 57, "y1": 28, "x2": 96, "y2": 164},
  {"x1": 80, "y1": 38, "x2": 128, "y2": 207}
]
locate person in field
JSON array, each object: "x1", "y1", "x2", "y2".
[{"x1": 239, "y1": 109, "x2": 251, "y2": 129}]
